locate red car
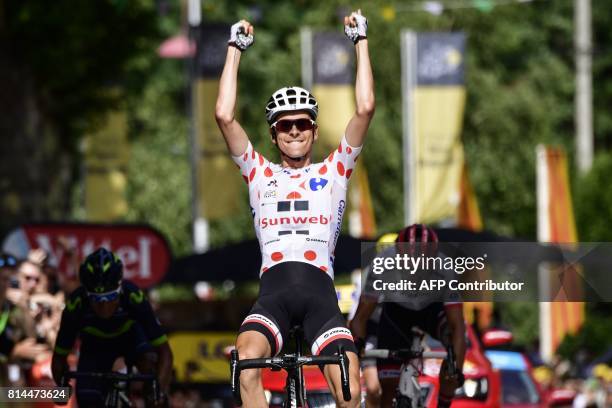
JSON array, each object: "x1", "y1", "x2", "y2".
[
  {"x1": 261, "y1": 365, "x2": 339, "y2": 407},
  {"x1": 418, "y1": 324, "x2": 502, "y2": 408}
]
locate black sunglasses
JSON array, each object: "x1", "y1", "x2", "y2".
[{"x1": 271, "y1": 118, "x2": 316, "y2": 133}]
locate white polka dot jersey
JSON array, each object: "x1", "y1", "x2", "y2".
[{"x1": 232, "y1": 136, "x2": 362, "y2": 279}]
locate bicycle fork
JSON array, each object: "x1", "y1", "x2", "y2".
[{"x1": 397, "y1": 333, "x2": 426, "y2": 408}]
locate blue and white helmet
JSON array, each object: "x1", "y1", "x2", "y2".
[{"x1": 265, "y1": 86, "x2": 318, "y2": 124}]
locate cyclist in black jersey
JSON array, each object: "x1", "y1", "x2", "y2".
[
  {"x1": 51, "y1": 248, "x2": 172, "y2": 407},
  {"x1": 350, "y1": 225, "x2": 466, "y2": 408}
]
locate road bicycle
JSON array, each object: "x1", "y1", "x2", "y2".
[
  {"x1": 231, "y1": 326, "x2": 352, "y2": 408},
  {"x1": 364, "y1": 328, "x2": 455, "y2": 408},
  {"x1": 62, "y1": 370, "x2": 163, "y2": 407}
]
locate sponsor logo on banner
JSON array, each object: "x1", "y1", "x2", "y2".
[
  {"x1": 169, "y1": 332, "x2": 236, "y2": 382},
  {"x1": 313, "y1": 32, "x2": 354, "y2": 85},
  {"x1": 2, "y1": 223, "x2": 171, "y2": 288},
  {"x1": 416, "y1": 33, "x2": 465, "y2": 85}
]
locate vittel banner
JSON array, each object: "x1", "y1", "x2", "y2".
[{"x1": 2, "y1": 223, "x2": 172, "y2": 288}]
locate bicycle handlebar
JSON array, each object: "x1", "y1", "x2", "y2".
[
  {"x1": 230, "y1": 347, "x2": 352, "y2": 404},
  {"x1": 236, "y1": 354, "x2": 343, "y2": 370},
  {"x1": 364, "y1": 349, "x2": 447, "y2": 360},
  {"x1": 63, "y1": 371, "x2": 157, "y2": 383}
]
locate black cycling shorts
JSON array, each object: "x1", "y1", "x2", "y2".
[
  {"x1": 376, "y1": 302, "x2": 459, "y2": 378},
  {"x1": 239, "y1": 262, "x2": 357, "y2": 357}
]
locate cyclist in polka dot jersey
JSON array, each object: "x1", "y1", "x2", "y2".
[
  {"x1": 236, "y1": 134, "x2": 360, "y2": 276},
  {"x1": 215, "y1": 9, "x2": 374, "y2": 408}
]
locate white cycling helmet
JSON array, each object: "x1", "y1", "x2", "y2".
[{"x1": 265, "y1": 86, "x2": 318, "y2": 124}]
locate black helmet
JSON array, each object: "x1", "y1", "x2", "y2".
[{"x1": 79, "y1": 247, "x2": 123, "y2": 293}]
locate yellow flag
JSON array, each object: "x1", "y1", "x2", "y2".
[
  {"x1": 537, "y1": 145, "x2": 584, "y2": 360},
  {"x1": 194, "y1": 79, "x2": 242, "y2": 219},
  {"x1": 84, "y1": 90, "x2": 129, "y2": 221},
  {"x1": 402, "y1": 32, "x2": 467, "y2": 225},
  {"x1": 194, "y1": 23, "x2": 243, "y2": 220},
  {"x1": 308, "y1": 32, "x2": 376, "y2": 237},
  {"x1": 412, "y1": 87, "x2": 465, "y2": 223}
]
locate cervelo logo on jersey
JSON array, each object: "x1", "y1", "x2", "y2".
[
  {"x1": 332, "y1": 200, "x2": 346, "y2": 245},
  {"x1": 260, "y1": 215, "x2": 331, "y2": 229}
]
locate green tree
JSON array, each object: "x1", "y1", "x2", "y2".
[
  {"x1": 574, "y1": 153, "x2": 612, "y2": 241},
  {"x1": 0, "y1": 0, "x2": 159, "y2": 236}
]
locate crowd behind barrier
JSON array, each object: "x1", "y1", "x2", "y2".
[{"x1": 0, "y1": 245, "x2": 609, "y2": 407}]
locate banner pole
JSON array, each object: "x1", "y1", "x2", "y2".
[
  {"x1": 188, "y1": 7, "x2": 209, "y2": 253},
  {"x1": 401, "y1": 31, "x2": 416, "y2": 226},
  {"x1": 301, "y1": 28, "x2": 313, "y2": 91}
]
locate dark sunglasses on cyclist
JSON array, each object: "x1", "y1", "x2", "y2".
[
  {"x1": 271, "y1": 118, "x2": 316, "y2": 133},
  {"x1": 88, "y1": 288, "x2": 121, "y2": 303},
  {"x1": 0, "y1": 255, "x2": 17, "y2": 268}
]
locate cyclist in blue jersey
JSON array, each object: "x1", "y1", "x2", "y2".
[
  {"x1": 215, "y1": 8, "x2": 374, "y2": 408},
  {"x1": 51, "y1": 248, "x2": 172, "y2": 407}
]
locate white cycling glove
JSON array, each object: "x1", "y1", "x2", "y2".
[
  {"x1": 344, "y1": 12, "x2": 368, "y2": 44},
  {"x1": 228, "y1": 21, "x2": 254, "y2": 51}
]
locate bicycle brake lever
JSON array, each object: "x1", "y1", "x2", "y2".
[{"x1": 337, "y1": 346, "x2": 351, "y2": 402}]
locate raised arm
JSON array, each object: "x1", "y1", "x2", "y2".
[
  {"x1": 343, "y1": 10, "x2": 375, "y2": 148},
  {"x1": 215, "y1": 20, "x2": 254, "y2": 156}
]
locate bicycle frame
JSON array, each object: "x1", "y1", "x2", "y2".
[{"x1": 364, "y1": 332, "x2": 448, "y2": 408}]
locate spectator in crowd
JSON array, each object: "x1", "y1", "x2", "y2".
[
  {"x1": 0, "y1": 253, "x2": 50, "y2": 385},
  {"x1": 572, "y1": 377, "x2": 606, "y2": 408},
  {"x1": 26, "y1": 249, "x2": 50, "y2": 292},
  {"x1": 28, "y1": 292, "x2": 62, "y2": 348},
  {"x1": 0, "y1": 253, "x2": 18, "y2": 284},
  {"x1": 8, "y1": 258, "x2": 45, "y2": 307},
  {"x1": 54, "y1": 236, "x2": 81, "y2": 296}
]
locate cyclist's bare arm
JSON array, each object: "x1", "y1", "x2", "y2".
[
  {"x1": 446, "y1": 306, "x2": 466, "y2": 369},
  {"x1": 215, "y1": 20, "x2": 254, "y2": 156},
  {"x1": 344, "y1": 10, "x2": 375, "y2": 148},
  {"x1": 348, "y1": 295, "x2": 378, "y2": 342}
]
